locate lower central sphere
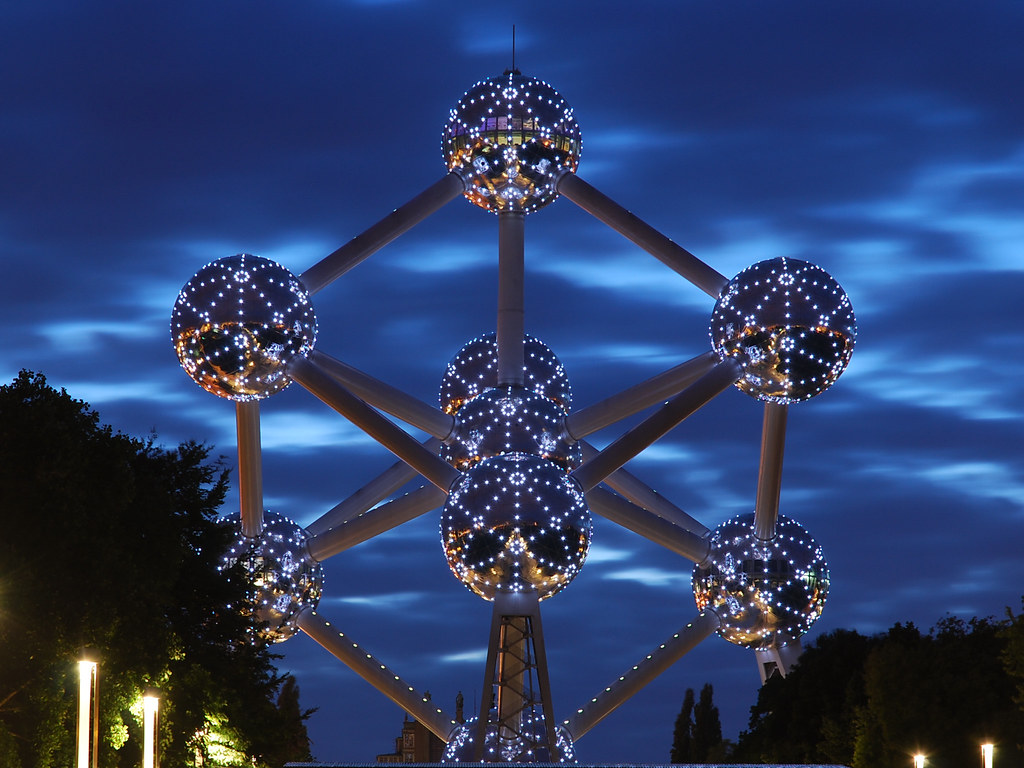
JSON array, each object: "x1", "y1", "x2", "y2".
[
  {"x1": 443, "y1": 716, "x2": 577, "y2": 763},
  {"x1": 441, "y1": 453, "x2": 591, "y2": 601}
]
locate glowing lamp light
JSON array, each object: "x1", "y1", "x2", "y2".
[
  {"x1": 982, "y1": 744, "x2": 994, "y2": 768},
  {"x1": 76, "y1": 657, "x2": 98, "y2": 768},
  {"x1": 914, "y1": 755, "x2": 926, "y2": 768},
  {"x1": 143, "y1": 692, "x2": 160, "y2": 768}
]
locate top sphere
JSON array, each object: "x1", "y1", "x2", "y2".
[
  {"x1": 443, "y1": 71, "x2": 582, "y2": 214},
  {"x1": 439, "y1": 332, "x2": 572, "y2": 416},
  {"x1": 709, "y1": 257, "x2": 856, "y2": 404},
  {"x1": 172, "y1": 254, "x2": 317, "y2": 401}
]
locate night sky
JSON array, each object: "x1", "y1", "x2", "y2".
[{"x1": 3, "y1": 1, "x2": 1023, "y2": 763}]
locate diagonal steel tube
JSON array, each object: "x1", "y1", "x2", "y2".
[
  {"x1": 580, "y1": 441, "x2": 708, "y2": 535},
  {"x1": 584, "y1": 486, "x2": 710, "y2": 563},
  {"x1": 310, "y1": 350, "x2": 454, "y2": 439},
  {"x1": 306, "y1": 484, "x2": 447, "y2": 562},
  {"x1": 565, "y1": 611, "x2": 720, "y2": 740},
  {"x1": 556, "y1": 172, "x2": 728, "y2": 298},
  {"x1": 236, "y1": 400, "x2": 264, "y2": 538},
  {"x1": 754, "y1": 402, "x2": 788, "y2": 541},
  {"x1": 300, "y1": 173, "x2": 466, "y2": 294},
  {"x1": 572, "y1": 357, "x2": 742, "y2": 491},
  {"x1": 565, "y1": 351, "x2": 719, "y2": 439},
  {"x1": 290, "y1": 356, "x2": 460, "y2": 492},
  {"x1": 306, "y1": 437, "x2": 441, "y2": 537},
  {"x1": 297, "y1": 610, "x2": 457, "y2": 741}
]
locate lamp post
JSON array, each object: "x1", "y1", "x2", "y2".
[
  {"x1": 143, "y1": 690, "x2": 160, "y2": 768},
  {"x1": 982, "y1": 743, "x2": 994, "y2": 768},
  {"x1": 76, "y1": 652, "x2": 99, "y2": 768},
  {"x1": 913, "y1": 754, "x2": 925, "y2": 768}
]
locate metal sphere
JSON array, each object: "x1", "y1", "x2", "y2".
[
  {"x1": 692, "y1": 513, "x2": 829, "y2": 650},
  {"x1": 443, "y1": 71, "x2": 582, "y2": 214},
  {"x1": 172, "y1": 253, "x2": 316, "y2": 401},
  {"x1": 709, "y1": 257, "x2": 856, "y2": 404},
  {"x1": 442, "y1": 386, "x2": 581, "y2": 472},
  {"x1": 439, "y1": 332, "x2": 572, "y2": 416},
  {"x1": 441, "y1": 452, "x2": 591, "y2": 602},
  {"x1": 443, "y1": 716, "x2": 577, "y2": 763},
  {"x1": 220, "y1": 510, "x2": 323, "y2": 643}
]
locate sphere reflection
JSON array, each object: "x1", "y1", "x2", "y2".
[
  {"x1": 220, "y1": 510, "x2": 323, "y2": 643},
  {"x1": 443, "y1": 715, "x2": 576, "y2": 763},
  {"x1": 441, "y1": 453, "x2": 591, "y2": 601},
  {"x1": 172, "y1": 254, "x2": 316, "y2": 401},
  {"x1": 709, "y1": 257, "x2": 855, "y2": 403},
  {"x1": 443, "y1": 71, "x2": 582, "y2": 214},
  {"x1": 442, "y1": 386, "x2": 580, "y2": 471},
  {"x1": 439, "y1": 332, "x2": 572, "y2": 416},
  {"x1": 692, "y1": 513, "x2": 829, "y2": 650}
]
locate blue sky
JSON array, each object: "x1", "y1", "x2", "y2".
[{"x1": 2, "y1": 0, "x2": 1023, "y2": 762}]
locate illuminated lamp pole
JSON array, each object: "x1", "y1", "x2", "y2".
[
  {"x1": 982, "y1": 743, "x2": 994, "y2": 768},
  {"x1": 914, "y1": 754, "x2": 926, "y2": 768},
  {"x1": 142, "y1": 689, "x2": 160, "y2": 768},
  {"x1": 76, "y1": 651, "x2": 98, "y2": 768}
]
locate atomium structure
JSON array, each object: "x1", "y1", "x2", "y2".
[{"x1": 172, "y1": 68, "x2": 856, "y2": 762}]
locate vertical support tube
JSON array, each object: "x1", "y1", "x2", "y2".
[
  {"x1": 753, "y1": 403, "x2": 788, "y2": 541},
  {"x1": 497, "y1": 211, "x2": 526, "y2": 388},
  {"x1": 236, "y1": 400, "x2": 264, "y2": 538}
]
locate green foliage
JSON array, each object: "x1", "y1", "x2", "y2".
[
  {"x1": 731, "y1": 616, "x2": 1024, "y2": 768},
  {"x1": 0, "y1": 371, "x2": 312, "y2": 768}
]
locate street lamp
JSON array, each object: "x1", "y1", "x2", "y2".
[
  {"x1": 982, "y1": 743, "x2": 994, "y2": 768},
  {"x1": 76, "y1": 651, "x2": 99, "y2": 768},
  {"x1": 913, "y1": 754, "x2": 925, "y2": 768},
  {"x1": 143, "y1": 690, "x2": 160, "y2": 768}
]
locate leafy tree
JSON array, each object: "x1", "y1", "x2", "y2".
[
  {"x1": 692, "y1": 683, "x2": 722, "y2": 761},
  {"x1": 670, "y1": 684, "x2": 723, "y2": 763},
  {"x1": 0, "y1": 371, "x2": 312, "y2": 767},
  {"x1": 734, "y1": 629, "x2": 875, "y2": 765},
  {"x1": 731, "y1": 617, "x2": 1024, "y2": 768},
  {"x1": 670, "y1": 688, "x2": 694, "y2": 763}
]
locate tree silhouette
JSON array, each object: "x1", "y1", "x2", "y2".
[{"x1": 0, "y1": 371, "x2": 312, "y2": 768}]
